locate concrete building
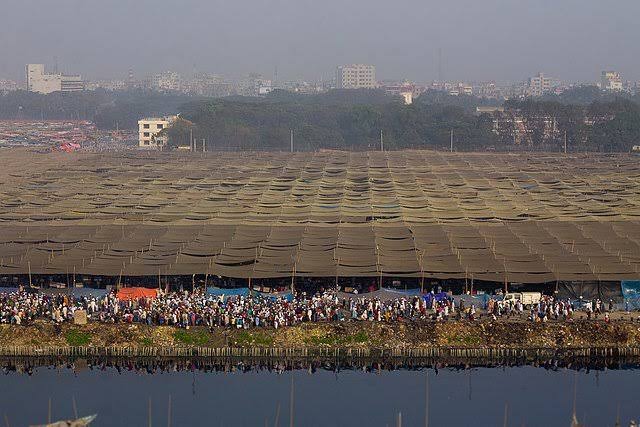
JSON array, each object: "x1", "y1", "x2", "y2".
[
  {"x1": 0, "y1": 79, "x2": 20, "y2": 93},
  {"x1": 86, "y1": 79, "x2": 127, "y2": 91},
  {"x1": 183, "y1": 73, "x2": 232, "y2": 97},
  {"x1": 138, "y1": 116, "x2": 178, "y2": 149},
  {"x1": 381, "y1": 81, "x2": 421, "y2": 104},
  {"x1": 528, "y1": 73, "x2": 552, "y2": 97},
  {"x1": 25, "y1": 64, "x2": 84, "y2": 94},
  {"x1": 336, "y1": 64, "x2": 376, "y2": 89},
  {"x1": 149, "y1": 71, "x2": 181, "y2": 92},
  {"x1": 601, "y1": 71, "x2": 623, "y2": 91}
]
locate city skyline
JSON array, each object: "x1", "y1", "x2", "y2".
[
  {"x1": 6, "y1": 62, "x2": 638, "y2": 101},
  {"x1": 1, "y1": 0, "x2": 639, "y2": 83},
  {"x1": 4, "y1": 62, "x2": 638, "y2": 89}
]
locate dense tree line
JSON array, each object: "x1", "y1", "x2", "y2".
[
  {"x1": 1, "y1": 87, "x2": 639, "y2": 152},
  {"x1": 504, "y1": 98, "x2": 640, "y2": 151},
  {"x1": 540, "y1": 85, "x2": 640, "y2": 105},
  {"x1": 175, "y1": 91, "x2": 497, "y2": 151}
]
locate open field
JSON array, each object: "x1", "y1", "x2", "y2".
[{"x1": 0, "y1": 148, "x2": 639, "y2": 282}]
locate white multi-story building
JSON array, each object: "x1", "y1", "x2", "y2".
[
  {"x1": 528, "y1": 73, "x2": 552, "y2": 97},
  {"x1": 601, "y1": 71, "x2": 623, "y2": 91},
  {"x1": 336, "y1": 64, "x2": 377, "y2": 89},
  {"x1": 138, "y1": 116, "x2": 178, "y2": 149},
  {"x1": 26, "y1": 64, "x2": 84, "y2": 94}
]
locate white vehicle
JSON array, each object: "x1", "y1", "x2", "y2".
[{"x1": 503, "y1": 292, "x2": 542, "y2": 308}]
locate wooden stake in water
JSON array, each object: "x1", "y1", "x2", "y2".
[
  {"x1": 289, "y1": 376, "x2": 294, "y2": 427},
  {"x1": 503, "y1": 402, "x2": 508, "y2": 427},
  {"x1": 274, "y1": 403, "x2": 281, "y2": 427},
  {"x1": 425, "y1": 372, "x2": 429, "y2": 427},
  {"x1": 167, "y1": 395, "x2": 172, "y2": 427}
]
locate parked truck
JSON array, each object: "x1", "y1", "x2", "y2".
[{"x1": 503, "y1": 292, "x2": 542, "y2": 308}]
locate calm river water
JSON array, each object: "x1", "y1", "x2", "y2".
[{"x1": 0, "y1": 361, "x2": 637, "y2": 426}]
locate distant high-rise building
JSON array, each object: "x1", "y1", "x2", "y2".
[
  {"x1": 336, "y1": 64, "x2": 377, "y2": 89},
  {"x1": 528, "y1": 73, "x2": 552, "y2": 97},
  {"x1": 601, "y1": 71, "x2": 623, "y2": 91},
  {"x1": 128, "y1": 68, "x2": 135, "y2": 89},
  {"x1": 25, "y1": 64, "x2": 84, "y2": 94}
]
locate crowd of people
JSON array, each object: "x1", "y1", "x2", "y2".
[
  {"x1": 0, "y1": 287, "x2": 631, "y2": 328},
  {"x1": 486, "y1": 295, "x2": 619, "y2": 322}
]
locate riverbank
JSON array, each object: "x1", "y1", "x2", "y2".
[{"x1": 1, "y1": 320, "x2": 639, "y2": 353}]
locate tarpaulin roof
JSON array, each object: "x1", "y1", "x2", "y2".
[{"x1": 0, "y1": 148, "x2": 639, "y2": 282}]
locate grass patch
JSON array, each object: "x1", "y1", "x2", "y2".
[
  {"x1": 65, "y1": 330, "x2": 91, "y2": 346},
  {"x1": 139, "y1": 337, "x2": 153, "y2": 346},
  {"x1": 173, "y1": 329, "x2": 210, "y2": 346},
  {"x1": 306, "y1": 335, "x2": 337, "y2": 346},
  {"x1": 235, "y1": 331, "x2": 274, "y2": 346},
  {"x1": 306, "y1": 331, "x2": 369, "y2": 347},
  {"x1": 348, "y1": 331, "x2": 369, "y2": 344},
  {"x1": 445, "y1": 334, "x2": 482, "y2": 346}
]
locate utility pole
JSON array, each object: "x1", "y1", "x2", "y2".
[
  {"x1": 190, "y1": 128, "x2": 193, "y2": 152},
  {"x1": 450, "y1": 129, "x2": 454, "y2": 152},
  {"x1": 380, "y1": 130, "x2": 384, "y2": 151},
  {"x1": 290, "y1": 129, "x2": 294, "y2": 153},
  {"x1": 202, "y1": 138, "x2": 205, "y2": 153},
  {"x1": 564, "y1": 130, "x2": 567, "y2": 154}
]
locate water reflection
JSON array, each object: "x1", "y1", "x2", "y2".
[
  {"x1": 2, "y1": 355, "x2": 640, "y2": 376},
  {"x1": 0, "y1": 357, "x2": 637, "y2": 427}
]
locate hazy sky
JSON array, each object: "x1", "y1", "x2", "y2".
[{"x1": 1, "y1": 0, "x2": 638, "y2": 84}]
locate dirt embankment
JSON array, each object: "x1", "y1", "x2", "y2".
[{"x1": 1, "y1": 320, "x2": 639, "y2": 350}]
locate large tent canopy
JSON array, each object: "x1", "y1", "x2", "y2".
[{"x1": 0, "y1": 148, "x2": 639, "y2": 282}]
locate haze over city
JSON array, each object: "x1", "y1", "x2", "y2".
[{"x1": 1, "y1": 0, "x2": 639, "y2": 83}]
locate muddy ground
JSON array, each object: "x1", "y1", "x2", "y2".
[{"x1": 1, "y1": 319, "x2": 640, "y2": 350}]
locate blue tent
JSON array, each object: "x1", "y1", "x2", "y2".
[
  {"x1": 423, "y1": 292, "x2": 450, "y2": 306},
  {"x1": 256, "y1": 291, "x2": 294, "y2": 302},
  {"x1": 454, "y1": 294, "x2": 491, "y2": 310},
  {"x1": 71, "y1": 288, "x2": 109, "y2": 298},
  {"x1": 622, "y1": 281, "x2": 640, "y2": 310},
  {"x1": 206, "y1": 287, "x2": 250, "y2": 299}
]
